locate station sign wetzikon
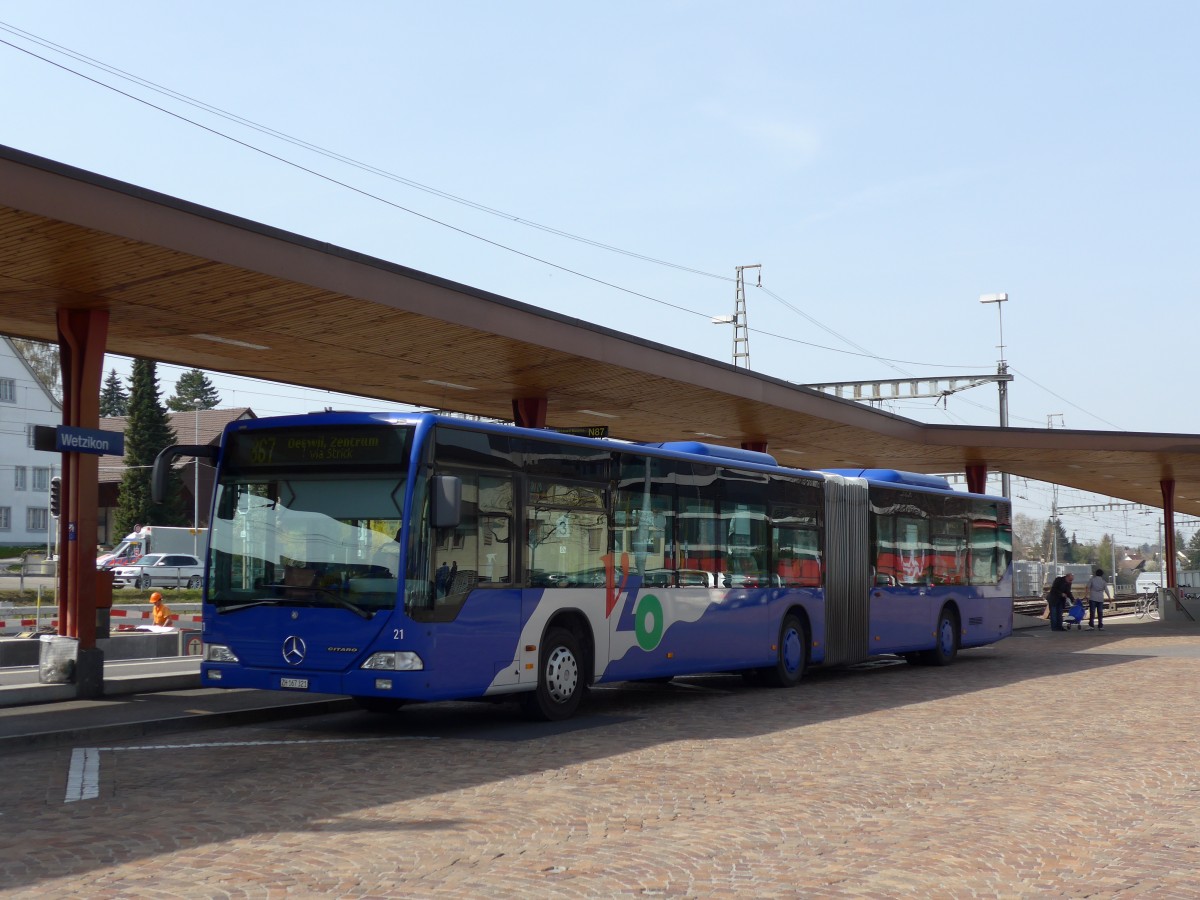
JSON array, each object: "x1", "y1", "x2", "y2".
[{"x1": 34, "y1": 424, "x2": 124, "y2": 456}]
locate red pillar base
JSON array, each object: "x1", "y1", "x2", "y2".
[
  {"x1": 965, "y1": 464, "x2": 988, "y2": 495},
  {"x1": 512, "y1": 397, "x2": 547, "y2": 429},
  {"x1": 1162, "y1": 479, "x2": 1177, "y2": 591},
  {"x1": 56, "y1": 308, "x2": 108, "y2": 650}
]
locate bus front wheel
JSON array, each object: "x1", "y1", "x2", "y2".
[
  {"x1": 761, "y1": 613, "x2": 807, "y2": 687},
  {"x1": 521, "y1": 626, "x2": 585, "y2": 721}
]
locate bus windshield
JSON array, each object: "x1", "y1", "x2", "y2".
[{"x1": 207, "y1": 425, "x2": 410, "y2": 614}]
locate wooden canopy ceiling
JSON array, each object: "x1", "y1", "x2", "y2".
[{"x1": 4, "y1": 143, "x2": 1200, "y2": 516}]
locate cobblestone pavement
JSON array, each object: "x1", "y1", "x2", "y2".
[{"x1": 2, "y1": 616, "x2": 1199, "y2": 898}]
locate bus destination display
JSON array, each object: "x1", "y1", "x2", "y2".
[{"x1": 227, "y1": 427, "x2": 408, "y2": 468}]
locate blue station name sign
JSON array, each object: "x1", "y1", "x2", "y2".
[{"x1": 54, "y1": 425, "x2": 124, "y2": 456}]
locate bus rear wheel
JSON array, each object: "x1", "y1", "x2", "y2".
[
  {"x1": 521, "y1": 626, "x2": 585, "y2": 721},
  {"x1": 761, "y1": 613, "x2": 807, "y2": 687},
  {"x1": 921, "y1": 606, "x2": 959, "y2": 666}
]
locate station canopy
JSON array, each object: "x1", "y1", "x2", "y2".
[{"x1": 4, "y1": 143, "x2": 1200, "y2": 517}]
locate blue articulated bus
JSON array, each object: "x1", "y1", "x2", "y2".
[{"x1": 154, "y1": 412, "x2": 1013, "y2": 720}]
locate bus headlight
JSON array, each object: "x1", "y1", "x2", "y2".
[
  {"x1": 361, "y1": 651, "x2": 424, "y2": 671},
  {"x1": 205, "y1": 644, "x2": 239, "y2": 663}
]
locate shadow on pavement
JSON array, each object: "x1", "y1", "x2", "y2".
[{"x1": 0, "y1": 615, "x2": 1193, "y2": 891}]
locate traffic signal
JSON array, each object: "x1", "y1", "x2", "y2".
[{"x1": 49, "y1": 476, "x2": 61, "y2": 518}]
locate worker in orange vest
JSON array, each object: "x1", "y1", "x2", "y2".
[{"x1": 149, "y1": 591, "x2": 172, "y2": 627}]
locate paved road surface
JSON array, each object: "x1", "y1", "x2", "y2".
[
  {"x1": 0, "y1": 655, "x2": 197, "y2": 688},
  {"x1": 0, "y1": 614, "x2": 1198, "y2": 897}
]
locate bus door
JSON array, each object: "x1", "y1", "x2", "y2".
[
  {"x1": 523, "y1": 477, "x2": 609, "y2": 683},
  {"x1": 423, "y1": 471, "x2": 522, "y2": 691},
  {"x1": 872, "y1": 512, "x2": 934, "y2": 649},
  {"x1": 709, "y1": 468, "x2": 770, "y2": 665}
]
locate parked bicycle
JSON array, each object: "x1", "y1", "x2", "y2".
[{"x1": 1135, "y1": 588, "x2": 1161, "y2": 620}]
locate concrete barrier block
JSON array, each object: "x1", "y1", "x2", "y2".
[
  {"x1": 98, "y1": 632, "x2": 180, "y2": 661},
  {"x1": 0, "y1": 638, "x2": 42, "y2": 667}
]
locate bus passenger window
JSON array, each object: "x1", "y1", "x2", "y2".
[
  {"x1": 526, "y1": 479, "x2": 606, "y2": 588},
  {"x1": 774, "y1": 525, "x2": 821, "y2": 587},
  {"x1": 970, "y1": 518, "x2": 1003, "y2": 585},
  {"x1": 932, "y1": 519, "x2": 967, "y2": 585},
  {"x1": 770, "y1": 485, "x2": 823, "y2": 589},
  {"x1": 676, "y1": 498, "x2": 721, "y2": 588},
  {"x1": 896, "y1": 517, "x2": 931, "y2": 585},
  {"x1": 874, "y1": 515, "x2": 899, "y2": 586},
  {"x1": 616, "y1": 454, "x2": 676, "y2": 587}
]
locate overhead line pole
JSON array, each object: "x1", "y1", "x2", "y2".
[
  {"x1": 733, "y1": 265, "x2": 759, "y2": 369},
  {"x1": 980, "y1": 293, "x2": 1011, "y2": 499},
  {"x1": 806, "y1": 293, "x2": 1016, "y2": 500},
  {"x1": 713, "y1": 265, "x2": 759, "y2": 369}
]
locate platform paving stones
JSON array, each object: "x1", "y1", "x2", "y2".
[{"x1": 0, "y1": 617, "x2": 1197, "y2": 897}]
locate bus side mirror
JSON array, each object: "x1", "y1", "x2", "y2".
[
  {"x1": 152, "y1": 444, "x2": 218, "y2": 504},
  {"x1": 432, "y1": 475, "x2": 462, "y2": 529}
]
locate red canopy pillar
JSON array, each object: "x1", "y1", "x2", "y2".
[
  {"x1": 965, "y1": 464, "x2": 988, "y2": 495},
  {"x1": 1162, "y1": 479, "x2": 1177, "y2": 590},
  {"x1": 512, "y1": 397, "x2": 547, "y2": 429},
  {"x1": 56, "y1": 308, "x2": 108, "y2": 650},
  {"x1": 741, "y1": 441, "x2": 768, "y2": 453}
]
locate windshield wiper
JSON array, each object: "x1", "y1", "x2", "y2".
[
  {"x1": 217, "y1": 599, "x2": 285, "y2": 615},
  {"x1": 319, "y1": 590, "x2": 375, "y2": 620},
  {"x1": 217, "y1": 585, "x2": 375, "y2": 619}
]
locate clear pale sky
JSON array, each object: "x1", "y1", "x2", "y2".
[{"x1": 2, "y1": 2, "x2": 1196, "y2": 549}]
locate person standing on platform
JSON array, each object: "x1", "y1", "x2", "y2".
[
  {"x1": 1087, "y1": 568, "x2": 1107, "y2": 630},
  {"x1": 1047, "y1": 573, "x2": 1075, "y2": 631}
]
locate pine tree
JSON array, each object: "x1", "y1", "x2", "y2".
[
  {"x1": 1040, "y1": 518, "x2": 1071, "y2": 565},
  {"x1": 1187, "y1": 532, "x2": 1200, "y2": 570},
  {"x1": 99, "y1": 368, "x2": 130, "y2": 417},
  {"x1": 167, "y1": 368, "x2": 221, "y2": 411},
  {"x1": 115, "y1": 358, "x2": 185, "y2": 534}
]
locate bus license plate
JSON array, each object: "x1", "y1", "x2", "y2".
[{"x1": 280, "y1": 677, "x2": 309, "y2": 690}]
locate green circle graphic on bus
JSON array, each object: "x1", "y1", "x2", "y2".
[{"x1": 635, "y1": 594, "x2": 664, "y2": 651}]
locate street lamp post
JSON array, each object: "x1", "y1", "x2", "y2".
[
  {"x1": 711, "y1": 314, "x2": 736, "y2": 364},
  {"x1": 193, "y1": 400, "x2": 201, "y2": 555},
  {"x1": 979, "y1": 292, "x2": 1011, "y2": 499}
]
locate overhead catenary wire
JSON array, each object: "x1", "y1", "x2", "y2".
[
  {"x1": 3, "y1": 19, "x2": 1140, "y2": 442},
  {"x1": 0, "y1": 21, "x2": 739, "y2": 285},
  {"x1": 0, "y1": 24, "x2": 994, "y2": 377},
  {"x1": 0, "y1": 25, "x2": 1135, "y2": 446},
  {"x1": 1009, "y1": 366, "x2": 1123, "y2": 431}
]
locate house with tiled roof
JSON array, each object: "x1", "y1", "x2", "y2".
[
  {"x1": 0, "y1": 337, "x2": 62, "y2": 549},
  {"x1": 96, "y1": 407, "x2": 255, "y2": 545}
]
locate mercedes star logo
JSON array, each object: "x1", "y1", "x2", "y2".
[{"x1": 282, "y1": 635, "x2": 307, "y2": 666}]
